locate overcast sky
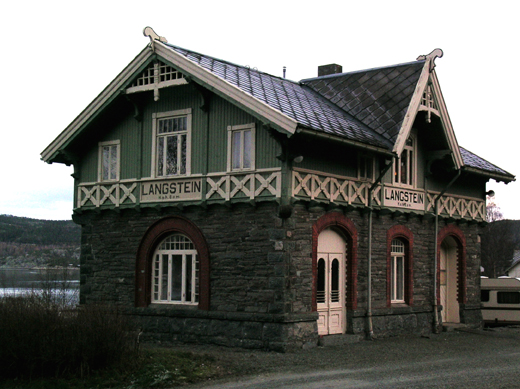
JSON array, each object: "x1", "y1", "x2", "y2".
[{"x1": 1, "y1": 1, "x2": 518, "y2": 220}]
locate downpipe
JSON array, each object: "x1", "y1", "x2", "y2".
[
  {"x1": 366, "y1": 206, "x2": 374, "y2": 339},
  {"x1": 366, "y1": 158, "x2": 394, "y2": 340}
]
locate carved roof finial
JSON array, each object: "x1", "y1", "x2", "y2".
[
  {"x1": 417, "y1": 48, "x2": 443, "y2": 71},
  {"x1": 143, "y1": 26, "x2": 168, "y2": 44}
]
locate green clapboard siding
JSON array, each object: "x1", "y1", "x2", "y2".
[{"x1": 76, "y1": 84, "x2": 283, "y2": 186}]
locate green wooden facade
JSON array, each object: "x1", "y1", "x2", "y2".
[
  {"x1": 42, "y1": 39, "x2": 513, "y2": 223},
  {"x1": 70, "y1": 84, "x2": 490, "y2": 222}
]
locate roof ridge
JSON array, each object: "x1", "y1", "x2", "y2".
[
  {"x1": 165, "y1": 43, "x2": 300, "y2": 85},
  {"x1": 300, "y1": 60, "x2": 425, "y2": 83}
]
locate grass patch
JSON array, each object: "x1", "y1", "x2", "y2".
[
  {"x1": 0, "y1": 294, "x2": 230, "y2": 388},
  {"x1": 0, "y1": 347, "x2": 226, "y2": 389}
]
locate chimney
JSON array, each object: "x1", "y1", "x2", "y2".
[{"x1": 318, "y1": 64, "x2": 342, "y2": 77}]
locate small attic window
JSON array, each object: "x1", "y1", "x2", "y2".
[
  {"x1": 419, "y1": 85, "x2": 440, "y2": 123},
  {"x1": 126, "y1": 60, "x2": 187, "y2": 100},
  {"x1": 132, "y1": 65, "x2": 155, "y2": 87},
  {"x1": 159, "y1": 62, "x2": 183, "y2": 82}
]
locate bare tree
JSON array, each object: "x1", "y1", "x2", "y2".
[{"x1": 486, "y1": 195, "x2": 504, "y2": 223}]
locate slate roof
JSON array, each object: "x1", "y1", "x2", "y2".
[
  {"x1": 460, "y1": 147, "x2": 513, "y2": 178},
  {"x1": 168, "y1": 44, "x2": 392, "y2": 149},
  {"x1": 167, "y1": 44, "x2": 512, "y2": 181},
  {"x1": 301, "y1": 62, "x2": 425, "y2": 143},
  {"x1": 41, "y1": 40, "x2": 514, "y2": 183}
]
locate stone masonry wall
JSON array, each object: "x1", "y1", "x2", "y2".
[
  {"x1": 74, "y1": 201, "x2": 483, "y2": 350},
  {"x1": 75, "y1": 202, "x2": 318, "y2": 351},
  {"x1": 283, "y1": 203, "x2": 483, "y2": 337}
]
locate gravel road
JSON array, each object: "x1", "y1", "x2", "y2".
[{"x1": 180, "y1": 327, "x2": 520, "y2": 388}]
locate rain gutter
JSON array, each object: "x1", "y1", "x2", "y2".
[{"x1": 366, "y1": 157, "x2": 394, "y2": 339}]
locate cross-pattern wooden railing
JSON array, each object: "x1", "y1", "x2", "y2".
[
  {"x1": 206, "y1": 171, "x2": 281, "y2": 201},
  {"x1": 292, "y1": 170, "x2": 381, "y2": 206},
  {"x1": 77, "y1": 181, "x2": 138, "y2": 208},
  {"x1": 292, "y1": 170, "x2": 485, "y2": 221},
  {"x1": 75, "y1": 170, "x2": 282, "y2": 209}
]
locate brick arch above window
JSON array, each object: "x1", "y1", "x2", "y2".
[
  {"x1": 312, "y1": 212, "x2": 358, "y2": 311},
  {"x1": 386, "y1": 225, "x2": 414, "y2": 307},
  {"x1": 135, "y1": 215, "x2": 210, "y2": 309},
  {"x1": 437, "y1": 224, "x2": 467, "y2": 304}
]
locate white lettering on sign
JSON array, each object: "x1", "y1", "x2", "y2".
[
  {"x1": 383, "y1": 187, "x2": 425, "y2": 211},
  {"x1": 141, "y1": 178, "x2": 202, "y2": 202}
]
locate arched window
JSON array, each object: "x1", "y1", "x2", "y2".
[
  {"x1": 152, "y1": 234, "x2": 199, "y2": 305},
  {"x1": 135, "y1": 216, "x2": 210, "y2": 310}
]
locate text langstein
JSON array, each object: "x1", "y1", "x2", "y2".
[
  {"x1": 141, "y1": 179, "x2": 202, "y2": 202},
  {"x1": 384, "y1": 188, "x2": 424, "y2": 210}
]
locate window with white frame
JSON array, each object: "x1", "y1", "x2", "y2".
[
  {"x1": 153, "y1": 109, "x2": 191, "y2": 177},
  {"x1": 98, "y1": 141, "x2": 120, "y2": 182},
  {"x1": 152, "y1": 234, "x2": 199, "y2": 305},
  {"x1": 358, "y1": 154, "x2": 374, "y2": 181},
  {"x1": 227, "y1": 123, "x2": 255, "y2": 172},
  {"x1": 393, "y1": 136, "x2": 415, "y2": 187},
  {"x1": 391, "y1": 239, "x2": 405, "y2": 303}
]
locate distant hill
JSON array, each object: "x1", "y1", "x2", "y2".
[
  {"x1": 0, "y1": 215, "x2": 80, "y2": 245},
  {"x1": 0, "y1": 215, "x2": 80, "y2": 268}
]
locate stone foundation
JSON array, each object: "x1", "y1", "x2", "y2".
[{"x1": 73, "y1": 200, "x2": 483, "y2": 351}]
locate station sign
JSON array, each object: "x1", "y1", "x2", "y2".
[
  {"x1": 141, "y1": 178, "x2": 202, "y2": 202},
  {"x1": 383, "y1": 187, "x2": 425, "y2": 211}
]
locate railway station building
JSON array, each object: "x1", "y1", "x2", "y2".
[{"x1": 42, "y1": 28, "x2": 515, "y2": 351}]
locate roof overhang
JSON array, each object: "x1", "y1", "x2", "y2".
[
  {"x1": 41, "y1": 46, "x2": 152, "y2": 163},
  {"x1": 298, "y1": 127, "x2": 395, "y2": 157},
  {"x1": 462, "y1": 166, "x2": 516, "y2": 184},
  {"x1": 42, "y1": 42, "x2": 298, "y2": 164}
]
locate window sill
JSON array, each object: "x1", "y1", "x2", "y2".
[
  {"x1": 149, "y1": 303, "x2": 198, "y2": 310},
  {"x1": 391, "y1": 303, "x2": 409, "y2": 308}
]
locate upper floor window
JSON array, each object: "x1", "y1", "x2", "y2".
[
  {"x1": 98, "y1": 140, "x2": 120, "y2": 182},
  {"x1": 358, "y1": 154, "x2": 374, "y2": 181},
  {"x1": 152, "y1": 109, "x2": 192, "y2": 177},
  {"x1": 227, "y1": 123, "x2": 255, "y2": 172},
  {"x1": 393, "y1": 136, "x2": 415, "y2": 187}
]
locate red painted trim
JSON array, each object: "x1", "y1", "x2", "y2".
[
  {"x1": 386, "y1": 225, "x2": 414, "y2": 307},
  {"x1": 135, "y1": 216, "x2": 210, "y2": 310},
  {"x1": 311, "y1": 212, "x2": 358, "y2": 311},
  {"x1": 437, "y1": 224, "x2": 467, "y2": 305}
]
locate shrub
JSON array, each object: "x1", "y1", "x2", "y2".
[{"x1": 0, "y1": 295, "x2": 138, "y2": 379}]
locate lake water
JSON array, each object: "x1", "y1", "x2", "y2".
[{"x1": 0, "y1": 268, "x2": 80, "y2": 305}]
